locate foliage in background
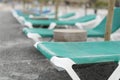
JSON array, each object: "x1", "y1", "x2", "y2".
[
  {"x1": 88, "y1": 0, "x2": 108, "y2": 9},
  {"x1": 93, "y1": 0, "x2": 108, "y2": 9}
]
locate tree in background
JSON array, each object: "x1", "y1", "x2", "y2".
[
  {"x1": 88, "y1": 0, "x2": 108, "y2": 14},
  {"x1": 115, "y1": 0, "x2": 120, "y2": 7}
]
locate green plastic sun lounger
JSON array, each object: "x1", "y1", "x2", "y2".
[
  {"x1": 20, "y1": 12, "x2": 75, "y2": 20},
  {"x1": 23, "y1": 14, "x2": 96, "y2": 28},
  {"x1": 18, "y1": 12, "x2": 76, "y2": 25},
  {"x1": 11, "y1": 9, "x2": 75, "y2": 24},
  {"x1": 12, "y1": 9, "x2": 53, "y2": 18},
  {"x1": 23, "y1": 7, "x2": 120, "y2": 42},
  {"x1": 29, "y1": 12, "x2": 76, "y2": 20},
  {"x1": 34, "y1": 41, "x2": 120, "y2": 80}
]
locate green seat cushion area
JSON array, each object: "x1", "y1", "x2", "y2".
[
  {"x1": 87, "y1": 30, "x2": 105, "y2": 37},
  {"x1": 36, "y1": 41, "x2": 120, "y2": 64},
  {"x1": 23, "y1": 12, "x2": 75, "y2": 20},
  {"x1": 23, "y1": 27, "x2": 105, "y2": 38},
  {"x1": 73, "y1": 15, "x2": 96, "y2": 22},
  {"x1": 25, "y1": 14, "x2": 96, "y2": 26},
  {"x1": 23, "y1": 28, "x2": 53, "y2": 37},
  {"x1": 25, "y1": 19, "x2": 57, "y2": 26},
  {"x1": 23, "y1": 27, "x2": 103, "y2": 38},
  {"x1": 23, "y1": 27, "x2": 104, "y2": 38},
  {"x1": 59, "y1": 12, "x2": 75, "y2": 18},
  {"x1": 57, "y1": 15, "x2": 96, "y2": 25}
]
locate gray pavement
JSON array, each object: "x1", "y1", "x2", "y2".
[{"x1": 0, "y1": 11, "x2": 118, "y2": 80}]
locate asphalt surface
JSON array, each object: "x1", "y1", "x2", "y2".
[{"x1": 0, "y1": 11, "x2": 118, "y2": 80}]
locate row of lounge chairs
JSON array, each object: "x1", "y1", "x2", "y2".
[
  {"x1": 12, "y1": 9, "x2": 99, "y2": 29},
  {"x1": 12, "y1": 7, "x2": 120, "y2": 80},
  {"x1": 21, "y1": 8, "x2": 120, "y2": 42}
]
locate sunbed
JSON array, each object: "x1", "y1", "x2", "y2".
[
  {"x1": 12, "y1": 9, "x2": 51, "y2": 18},
  {"x1": 23, "y1": 7, "x2": 120, "y2": 42},
  {"x1": 28, "y1": 8, "x2": 51, "y2": 15},
  {"x1": 19, "y1": 12, "x2": 76, "y2": 25},
  {"x1": 29, "y1": 12, "x2": 75, "y2": 20},
  {"x1": 23, "y1": 14, "x2": 97, "y2": 28},
  {"x1": 34, "y1": 41, "x2": 120, "y2": 80},
  {"x1": 11, "y1": 9, "x2": 54, "y2": 24}
]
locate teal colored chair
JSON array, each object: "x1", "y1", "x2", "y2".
[
  {"x1": 29, "y1": 12, "x2": 75, "y2": 20},
  {"x1": 23, "y1": 7, "x2": 120, "y2": 42},
  {"x1": 18, "y1": 12, "x2": 76, "y2": 25},
  {"x1": 19, "y1": 12, "x2": 75, "y2": 20},
  {"x1": 12, "y1": 9, "x2": 52, "y2": 18},
  {"x1": 23, "y1": 14, "x2": 96, "y2": 28},
  {"x1": 12, "y1": 9, "x2": 75, "y2": 25},
  {"x1": 34, "y1": 41, "x2": 120, "y2": 80},
  {"x1": 25, "y1": 15, "x2": 96, "y2": 25}
]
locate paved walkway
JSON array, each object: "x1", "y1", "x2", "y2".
[
  {"x1": 0, "y1": 10, "x2": 118, "y2": 80},
  {"x1": 0, "y1": 11, "x2": 72, "y2": 80}
]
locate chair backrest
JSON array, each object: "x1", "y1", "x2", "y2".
[
  {"x1": 75, "y1": 15, "x2": 96, "y2": 22},
  {"x1": 59, "y1": 12, "x2": 75, "y2": 18},
  {"x1": 92, "y1": 7, "x2": 120, "y2": 33}
]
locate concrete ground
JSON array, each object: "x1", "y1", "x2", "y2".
[
  {"x1": 0, "y1": 4, "x2": 119, "y2": 80},
  {"x1": 0, "y1": 10, "x2": 74, "y2": 80}
]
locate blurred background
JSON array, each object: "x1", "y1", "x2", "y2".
[
  {"x1": 0, "y1": 0, "x2": 119, "y2": 16},
  {"x1": 1, "y1": 0, "x2": 120, "y2": 12}
]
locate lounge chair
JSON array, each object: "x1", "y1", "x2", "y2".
[
  {"x1": 23, "y1": 7, "x2": 120, "y2": 42},
  {"x1": 11, "y1": 9, "x2": 54, "y2": 24},
  {"x1": 29, "y1": 12, "x2": 75, "y2": 20},
  {"x1": 19, "y1": 12, "x2": 76, "y2": 25},
  {"x1": 23, "y1": 14, "x2": 98, "y2": 28},
  {"x1": 12, "y1": 9, "x2": 51, "y2": 18},
  {"x1": 29, "y1": 8, "x2": 51, "y2": 15},
  {"x1": 34, "y1": 41, "x2": 120, "y2": 80},
  {"x1": 12, "y1": 9, "x2": 39, "y2": 19}
]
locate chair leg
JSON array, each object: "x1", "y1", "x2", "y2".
[
  {"x1": 27, "y1": 33, "x2": 41, "y2": 42},
  {"x1": 48, "y1": 38, "x2": 53, "y2": 42},
  {"x1": 51, "y1": 56, "x2": 81, "y2": 80},
  {"x1": 48, "y1": 22, "x2": 56, "y2": 29},
  {"x1": 18, "y1": 16, "x2": 25, "y2": 25},
  {"x1": 108, "y1": 61, "x2": 120, "y2": 80},
  {"x1": 24, "y1": 22, "x2": 33, "y2": 28}
]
